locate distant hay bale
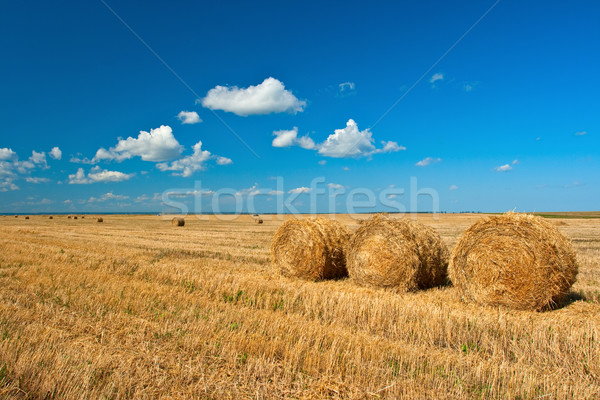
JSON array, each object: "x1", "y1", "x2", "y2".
[
  {"x1": 81, "y1": 216, "x2": 85, "y2": 219},
  {"x1": 271, "y1": 218, "x2": 351, "y2": 281},
  {"x1": 73, "y1": 216, "x2": 78, "y2": 220},
  {"x1": 449, "y1": 212, "x2": 578, "y2": 311},
  {"x1": 256, "y1": 218, "x2": 264, "y2": 224},
  {"x1": 25, "y1": 216, "x2": 30, "y2": 220},
  {"x1": 346, "y1": 215, "x2": 449, "y2": 291},
  {"x1": 49, "y1": 216, "x2": 53, "y2": 219},
  {"x1": 97, "y1": 217, "x2": 103, "y2": 223},
  {"x1": 172, "y1": 217, "x2": 185, "y2": 227},
  {"x1": 14, "y1": 215, "x2": 18, "y2": 218},
  {"x1": 67, "y1": 216, "x2": 72, "y2": 219}
]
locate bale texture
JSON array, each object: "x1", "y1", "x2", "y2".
[
  {"x1": 449, "y1": 212, "x2": 578, "y2": 311},
  {"x1": 271, "y1": 218, "x2": 351, "y2": 281},
  {"x1": 172, "y1": 217, "x2": 185, "y2": 227},
  {"x1": 97, "y1": 217, "x2": 103, "y2": 223},
  {"x1": 347, "y1": 215, "x2": 449, "y2": 291}
]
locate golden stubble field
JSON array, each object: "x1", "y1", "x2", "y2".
[{"x1": 0, "y1": 213, "x2": 599, "y2": 399}]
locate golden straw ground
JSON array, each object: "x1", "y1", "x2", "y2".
[{"x1": 449, "y1": 212, "x2": 578, "y2": 310}]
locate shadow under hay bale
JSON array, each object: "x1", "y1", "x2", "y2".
[
  {"x1": 347, "y1": 214, "x2": 449, "y2": 291},
  {"x1": 172, "y1": 217, "x2": 185, "y2": 227},
  {"x1": 449, "y1": 212, "x2": 578, "y2": 311},
  {"x1": 271, "y1": 218, "x2": 351, "y2": 281}
]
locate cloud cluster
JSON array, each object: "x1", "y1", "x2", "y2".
[
  {"x1": 201, "y1": 77, "x2": 306, "y2": 116},
  {"x1": 88, "y1": 192, "x2": 130, "y2": 202},
  {"x1": 157, "y1": 141, "x2": 231, "y2": 177},
  {"x1": 273, "y1": 119, "x2": 404, "y2": 159},
  {"x1": 93, "y1": 125, "x2": 184, "y2": 163},
  {"x1": 0, "y1": 147, "x2": 61, "y2": 191}
]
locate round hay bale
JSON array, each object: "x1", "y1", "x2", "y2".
[
  {"x1": 49, "y1": 216, "x2": 53, "y2": 219},
  {"x1": 73, "y1": 216, "x2": 78, "y2": 220},
  {"x1": 256, "y1": 218, "x2": 264, "y2": 224},
  {"x1": 346, "y1": 215, "x2": 449, "y2": 291},
  {"x1": 25, "y1": 216, "x2": 30, "y2": 220},
  {"x1": 81, "y1": 216, "x2": 85, "y2": 219},
  {"x1": 67, "y1": 215, "x2": 72, "y2": 219},
  {"x1": 172, "y1": 217, "x2": 185, "y2": 227},
  {"x1": 271, "y1": 218, "x2": 351, "y2": 281},
  {"x1": 449, "y1": 212, "x2": 578, "y2": 311},
  {"x1": 97, "y1": 217, "x2": 103, "y2": 223},
  {"x1": 14, "y1": 215, "x2": 18, "y2": 218}
]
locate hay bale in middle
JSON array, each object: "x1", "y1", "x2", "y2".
[
  {"x1": 271, "y1": 218, "x2": 351, "y2": 281},
  {"x1": 347, "y1": 215, "x2": 449, "y2": 291},
  {"x1": 172, "y1": 217, "x2": 185, "y2": 227}
]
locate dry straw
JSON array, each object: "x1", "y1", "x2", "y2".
[
  {"x1": 271, "y1": 217, "x2": 351, "y2": 281},
  {"x1": 97, "y1": 217, "x2": 104, "y2": 223},
  {"x1": 346, "y1": 214, "x2": 449, "y2": 291},
  {"x1": 449, "y1": 212, "x2": 578, "y2": 311},
  {"x1": 172, "y1": 217, "x2": 185, "y2": 227}
]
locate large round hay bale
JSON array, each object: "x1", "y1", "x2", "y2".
[
  {"x1": 97, "y1": 217, "x2": 103, "y2": 223},
  {"x1": 49, "y1": 216, "x2": 53, "y2": 219},
  {"x1": 449, "y1": 212, "x2": 578, "y2": 311},
  {"x1": 271, "y1": 218, "x2": 351, "y2": 281},
  {"x1": 172, "y1": 217, "x2": 185, "y2": 227},
  {"x1": 346, "y1": 215, "x2": 449, "y2": 291}
]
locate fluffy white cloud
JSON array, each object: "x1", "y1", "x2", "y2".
[
  {"x1": 415, "y1": 157, "x2": 442, "y2": 167},
  {"x1": 272, "y1": 127, "x2": 316, "y2": 150},
  {"x1": 68, "y1": 167, "x2": 134, "y2": 184},
  {"x1": 177, "y1": 111, "x2": 202, "y2": 124},
  {"x1": 0, "y1": 148, "x2": 16, "y2": 161},
  {"x1": 29, "y1": 151, "x2": 48, "y2": 168},
  {"x1": 201, "y1": 77, "x2": 306, "y2": 116},
  {"x1": 575, "y1": 131, "x2": 587, "y2": 136},
  {"x1": 156, "y1": 141, "x2": 212, "y2": 177},
  {"x1": 216, "y1": 156, "x2": 233, "y2": 165},
  {"x1": 495, "y1": 164, "x2": 512, "y2": 172},
  {"x1": 449, "y1": 185, "x2": 458, "y2": 190},
  {"x1": 49, "y1": 147, "x2": 62, "y2": 160},
  {"x1": 430, "y1": 73, "x2": 444, "y2": 84},
  {"x1": 315, "y1": 120, "x2": 404, "y2": 158},
  {"x1": 327, "y1": 183, "x2": 344, "y2": 190},
  {"x1": 93, "y1": 125, "x2": 183, "y2": 163},
  {"x1": 288, "y1": 187, "x2": 311, "y2": 194}
]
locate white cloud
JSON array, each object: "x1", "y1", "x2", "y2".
[
  {"x1": 495, "y1": 164, "x2": 513, "y2": 172},
  {"x1": 272, "y1": 127, "x2": 316, "y2": 150},
  {"x1": 512, "y1": 159, "x2": 519, "y2": 165},
  {"x1": 430, "y1": 73, "x2": 444, "y2": 84},
  {"x1": 177, "y1": 111, "x2": 202, "y2": 125},
  {"x1": 288, "y1": 187, "x2": 311, "y2": 194},
  {"x1": 318, "y1": 160, "x2": 326, "y2": 165},
  {"x1": 575, "y1": 131, "x2": 587, "y2": 136},
  {"x1": 339, "y1": 82, "x2": 355, "y2": 91},
  {"x1": 327, "y1": 183, "x2": 344, "y2": 190},
  {"x1": 93, "y1": 125, "x2": 183, "y2": 163},
  {"x1": 319, "y1": 119, "x2": 403, "y2": 158},
  {"x1": 271, "y1": 120, "x2": 403, "y2": 159},
  {"x1": 164, "y1": 189, "x2": 215, "y2": 198},
  {"x1": 216, "y1": 156, "x2": 233, "y2": 165},
  {"x1": 68, "y1": 167, "x2": 134, "y2": 184},
  {"x1": 0, "y1": 148, "x2": 16, "y2": 161},
  {"x1": 49, "y1": 147, "x2": 62, "y2": 160},
  {"x1": 449, "y1": 185, "x2": 458, "y2": 190},
  {"x1": 201, "y1": 77, "x2": 306, "y2": 116},
  {"x1": 156, "y1": 141, "x2": 212, "y2": 177},
  {"x1": 30, "y1": 151, "x2": 48, "y2": 169},
  {"x1": 415, "y1": 157, "x2": 442, "y2": 167},
  {"x1": 0, "y1": 181, "x2": 19, "y2": 192},
  {"x1": 88, "y1": 192, "x2": 130, "y2": 203},
  {"x1": 25, "y1": 177, "x2": 50, "y2": 183}
]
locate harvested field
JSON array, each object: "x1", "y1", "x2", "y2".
[{"x1": 0, "y1": 213, "x2": 599, "y2": 399}]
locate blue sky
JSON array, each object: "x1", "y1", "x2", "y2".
[{"x1": 0, "y1": 0, "x2": 598, "y2": 214}]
